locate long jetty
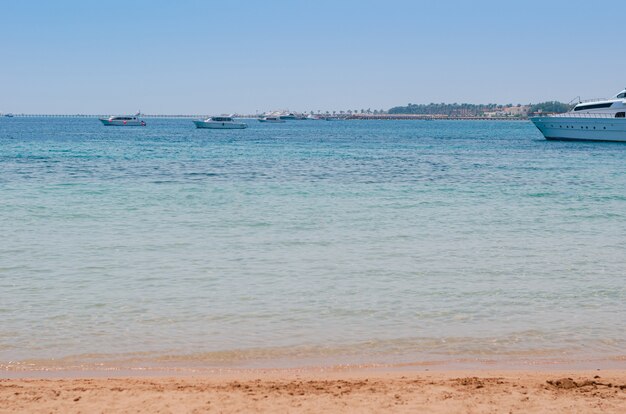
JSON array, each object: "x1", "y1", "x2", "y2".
[
  {"x1": 3, "y1": 114, "x2": 215, "y2": 118},
  {"x1": 3, "y1": 114, "x2": 527, "y2": 120}
]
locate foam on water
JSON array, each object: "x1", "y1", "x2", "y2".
[{"x1": 1, "y1": 117, "x2": 625, "y2": 369}]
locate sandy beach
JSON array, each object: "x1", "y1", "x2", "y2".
[{"x1": 2, "y1": 369, "x2": 625, "y2": 413}]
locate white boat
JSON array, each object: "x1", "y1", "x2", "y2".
[
  {"x1": 258, "y1": 116, "x2": 285, "y2": 123},
  {"x1": 193, "y1": 116, "x2": 247, "y2": 129},
  {"x1": 100, "y1": 114, "x2": 146, "y2": 126},
  {"x1": 531, "y1": 88, "x2": 626, "y2": 142},
  {"x1": 279, "y1": 112, "x2": 297, "y2": 120}
]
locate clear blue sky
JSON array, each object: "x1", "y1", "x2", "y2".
[{"x1": 2, "y1": 0, "x2": 625, "y2": 114}]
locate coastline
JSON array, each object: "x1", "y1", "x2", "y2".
[
  {"x1": 3, "y1": 349, "x2": 625, "y2": 379},
  {"x1": 2, "y1": 367, "x2": 625, "y2": 413}
]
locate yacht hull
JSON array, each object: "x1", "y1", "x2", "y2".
[
  {"x1": 531, "y1": 117, "x2": 626, "y2": 142},
  {"x1": 100, "y1": 119, "x2": 145, "y2": 126},
  {"x1": 258, "y1": 119, "x2": 285, "y2": 123},
  {"x1": 193, "y1": 120, "x2": 247, "y2": 129}
]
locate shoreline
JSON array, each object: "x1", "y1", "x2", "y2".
[
  {"x1": 4, "y1": 355, "x2": 625, "y2": 379},
  {"x1": 2, "y1": 368, "x2": 625, "y2": 413}
]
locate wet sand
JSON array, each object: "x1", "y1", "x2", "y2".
[{"x1": 2, "y1": 369, "x2": 625, "y2": 413}]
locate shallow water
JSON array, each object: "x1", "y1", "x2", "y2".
[{"x1": 1, "y1": 117, "x2": 625, "y2": 369}]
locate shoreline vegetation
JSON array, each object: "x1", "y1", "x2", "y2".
[{"x1": 387, "y1": 101, "x2": 571, "y2": 118}]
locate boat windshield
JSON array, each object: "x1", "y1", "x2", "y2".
[{"x1": 574, "y1": 102, "x2": 614, "y2": 111}]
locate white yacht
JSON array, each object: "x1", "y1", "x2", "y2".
[
  {"x1": 258, "y1": 116, "x2": 285, "y2": 123},
  {"x1": 100, "y1": 114, "x2": 146, "y2": 126},
  {"x1": 193, "y1": 116, "x2": 247, "y2": 129},
  {"x1": 279, "y1": 112, "x2": 297, "y2": 120},
  {"x1": 531, "y1": 88, "x2": 626, "y2": 141}
]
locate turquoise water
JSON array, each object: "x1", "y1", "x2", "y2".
[{"x1": 1, "y1": 117, "x2": 625, "y2": 369}]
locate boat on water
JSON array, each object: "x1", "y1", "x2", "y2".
[
  {"x1": 4, "y1": 113, "x2": 14, "y2": 118},
  {"x1": 531, "y1": 88, "x2": 626, "y2": 142},
  {"x1": 100, "y1": 114, "x2": 146, "y2": 126},
  {"x1": 258, "y1": 116, "x2": 286, "y2": 123},
  {"x1": 194, "y1": 116, "x2": 247, "y2": 129},
  {"x1": 279, "y1": 112, "x2": 297, "y2": 120}
]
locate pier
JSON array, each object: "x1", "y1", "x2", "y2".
[
  {"x1": 3, "y1": 114, "x2": 528, "y2": 121},
  {"x1": 2, "y1": 114, "x2": 215, "y2": 119}
]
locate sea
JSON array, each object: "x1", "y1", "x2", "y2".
[{"x1": 1, "y1": 117, "x2": 625, "y2": 371}]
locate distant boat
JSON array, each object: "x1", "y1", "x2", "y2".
[
  {"x1": 279, "y1": 112, "x2": 297, "y2": 120},
  {"x1": 4, "y1": 113, "x2": 14, "y2": 118},
  {"x1": 194, "y1": 116, "x2": 247, "y2": 129},
  {"x1": 531, "y1": 87, "x2": 626, "y2": 142},
  {"x1": 258, "y1": 116, "x2": 285, "y2": 123},
  {"x1": 306, "y1": 114, "x2": 322, "y2": 120},
  {"x1": 99, "y1": 114, "x2": 146, "y2": 126}
]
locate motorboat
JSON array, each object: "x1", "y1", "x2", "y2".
[
  {"x1": 279, "y1": 112, "x2": 297, "y2": 120},
  {"x1": 100, "y1": 114, "x2": 146, "y2": 126},
  {"x1": 531, "y1": 88, "x2": 626, "y2": 141},
  {"x1": 193, "y1": 116, "x2": 247, "y2": 129},
  {"x1": 4, "y1": 113, "x2": 14, "y2": 118},
  {"x1": 258, "y1": 116, "x2": 285, "y2": 123}
]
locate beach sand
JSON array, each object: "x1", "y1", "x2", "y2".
[{"x1": 2, "y1": 369, "x2": 625, "y2": 413}]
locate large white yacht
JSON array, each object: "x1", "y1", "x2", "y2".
[
  {"x1": 193, "y1": 116, "x2": 247, "y2": 129},
  {"x1": 531, "y1": 88, "x2": 626, "y2": 141},
  {"x1": 100, "y1": 114, "x2": 146, "y2": 126}
]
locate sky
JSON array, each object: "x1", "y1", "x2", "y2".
[{"x1": 1, "y1": 0, "x2": 626, "y2": 114}]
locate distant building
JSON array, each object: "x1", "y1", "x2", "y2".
[
  {"x1": 483, "y1": 106, "x2": 529, "y2": 117},
  {"x1": 503, "y1": 105, "x2": 530, "y2": 116}
]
